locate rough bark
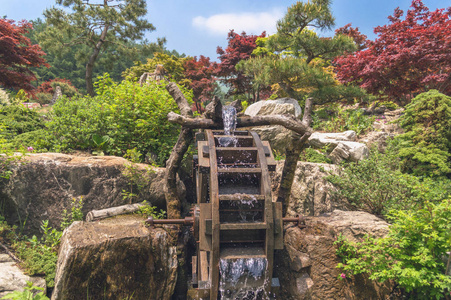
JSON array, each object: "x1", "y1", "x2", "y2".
[
  {"x1": 86, "y1": 24, "x2": 109, "y2": 97},
  {"x1": 166, "y1": 82, "x2": 193, "y2": 118},
  {"x1": 86, "y1": 202, "x2": 145, "y2": 222},
  {"x1": 168, "y1": 112, "x2": 312, "y2": 136}
]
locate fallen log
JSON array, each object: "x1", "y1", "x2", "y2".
[{"x1": 86, "y1": 202, "x2": 145, "y2": 222}]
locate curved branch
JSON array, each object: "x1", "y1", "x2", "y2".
[{"x1": 168, "y1": 112, "x2": 312, "y2": 136}]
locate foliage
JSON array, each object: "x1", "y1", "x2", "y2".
[
  {"x1": 312, "y1": 107, "x2": 375, "y2": 136},
  {"x1": 335, "y1": 0, "x2": 451, "y2": 102},
  {"x1": 394, "y1": 90, "x2": 451, "y2": 176},
  {"x1": 335, "y1": 199, "x2": 451, "y2": 299},
  {"x1": 237, "y1": 0, "x2": 359, "y2": 104},
  {"x1": 137, "y1": 201, "x2": 166, "y2": 219},
  {"x1": 326, "y1": 146, "x2": 451, "y2": 216},
  {"x1": 35, "y1": 78, "x2": 79, "y2": 101},
  {"x1": 12, "y1": 129, "x2": 51, "y2": 152},
  {"x1": 216, "y1": 30, "x2": 270, "y2": 102},
  {"x1": 47, "y1": 75, "x2": 186, "y2": 165},
  {"x1": 183, "y1": 55, "x2": 218, "y2": 113},
  {"x1": 122, "y1": 52, "x2": 190, "y2": 86},
  {"x1": 60, "y1": 197, "x2": 84, "y2": 230},
  {"x1": 335, "y1": 23, "x2": 368, "y2": 51},
  {"x1": 0, "y1": 19, "x2": 48, "y2": 92},
  {"x1": 0, "y1": 88, "x2": 11, "y2": 106},
  {"x1": 0, "y1": 281, "x2": 49, "y2": 300},
  {"x1": 40, "y1": 0, "x2": 157, "y2": 96},
  {"x1": 0, "y1": 104, "x2": 45, "y2": 141},
  {"x1": 300, "y1": 147, "x2": 332, "y2": 164}
]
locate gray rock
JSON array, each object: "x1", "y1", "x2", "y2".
[
  {"x1": 0, "y1": 254, "x2": 46, "y2": 298},
  {"x1": 50, "y1": 86, "x2": 62, "y2": 105},
  {"x1": 1, "y1": 153, "x2": 185, "y2": 236},
  {"x1": 52, "y1": 216, "x2": 177, "y2": 300},
  {"x1": 276, "y1": 210, "x2": 392, "y2": 300},
  {"x1": 272, "y1": 161, "x2": 345, "y2": 217},
  {"x1": 308, "y1": 131, "x2": 369, "y2": 163},
  {"x1": 243, "y1": 98, "x2": 302, "y2": 153},
  {"x1": 244, "y1": 98, "x2": 302, "y2": 118}
]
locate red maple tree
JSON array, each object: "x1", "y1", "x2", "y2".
[
  {"x1": 183, "y1": 55, "x2": 218, "y2": 113},
  {"x1": 0, "y1": 19, "x2": 48, "y2": 92},
  {"x1": 216, "y1": 30, "x2": 270, "y2": 102},
  {"x1": 334, "y1": 0, "x2": 451, "y2": 102},
  {"x1": 335, "y1": 23, "x2": 368, "y2": 51}
]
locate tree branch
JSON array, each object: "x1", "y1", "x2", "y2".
[{"x1": 166, "y1": 82, "x2": 192, "y2": 117}]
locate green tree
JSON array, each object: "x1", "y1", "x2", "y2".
[
  {"x1": 238, "y1": 0, "x2": 359, "y2": 103},
  {"x1": 40, "y1": 0, "x2": 160, "y2": 96}
]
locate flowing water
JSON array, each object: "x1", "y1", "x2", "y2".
[
  {"x1": 219, "y1": 257, "x2": 268, "y2": 300},
  {"x1": 219, "y1": 106, "x2": 237, "y2": 147}
]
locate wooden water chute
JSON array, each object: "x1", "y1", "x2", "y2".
[{"x1": 193, "y1": 129, "x2": 282, "y2": 299}]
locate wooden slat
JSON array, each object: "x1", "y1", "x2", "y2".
[
  {"x1": 273, "y1": 202, "x2": 284, "y2": 250},
  {"x1": 217, "y1": 168, "x2": 261, "y2": 173},
  {"x1": 206, "y1": 129, "x2": 220, "y2": 300},
  {"x1": 218, "y1": 194, "x2": 265, "y2": 201},
  {"x1": 199, "y1": 203, "x2": 212, "y2": 251},
  {"x1": 192, "y1": 255, "x2": 198, "y2": 285},
  {"x1": 220, "y1": 222, "x2": 267, "y2": 230},
  {"x1": 250, "y1": 131, "x2": 274, "y2": 295},
  {"x1": 199, "y1": 251, "x2": 209, "y2": 282}
]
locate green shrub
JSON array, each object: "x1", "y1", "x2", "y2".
[
  {"x1": 300, "y1": 147, "x2": 332, "y2": 164},
  {"x1": 48, "y1": 74, "x2": 188, "y2": 165},
  {"x1": 0, "y1": 105, "x2": 45, "y2": 141},
  {"x1": 12, "y1": 129, "x2": 51, "y2": 152},
  {"x1": 34, "y1": 92, "x2": 53, "y2": 105},
  {"x1": 326, "y1": 146, "x2": 451, "y2": 216},
  {"x1": 336, "y1": 199, "x2": 451, "y2": 299},
  {"x1": 0, "y1": 281, "x2": 49, "y2": 300},
  {"x1": 395, "y1": 90, "x2": 451, "y2": 176},
  {"x1": 312, "y1": 107, "x2": 374, "y2": 136}
]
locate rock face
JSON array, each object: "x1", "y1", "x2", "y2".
[
  {"x1": 308, "y1": 131, "x2": 369, "y2": 164},
  {"x1": 0, "y1": 253, "x2": 46, "y2": 298},
  {"x1": 272, "y1": 161, "x2": 345, "y2": 217},
  {"x1": 244, "y1": 98, "x2": 302, "y2": 153},
  {"x1": 275, "y1": 210, "x2": 391, "y2": 300},
  {"x1": 52, "y1": 215, "x2": 177, "y2": 300},
  {"x1": 0, "y1": 153, "x2": 185, "y2": 235}
]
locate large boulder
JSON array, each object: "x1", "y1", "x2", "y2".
[
  {"x1": 0, "y1": 153, "x2": 185, "y2": 235},
  {"x1": 0, "y1": 253, "x2": 46, "y2": 298},
  {"x1": 275, "y1": 210, "x2": 391, "y2": 299},
  {"x1": 244, "y1": 98, "x2": 302, "y2": 153},
  {"x1": 272, "y1": 161, "x2": 345, "y2": 217},
  {"x1": 52, "y1": 215, "x2": 177, "y2": 300},
  {"x1": 308, "y1": 131, "x2": 369, "y2": 164}
]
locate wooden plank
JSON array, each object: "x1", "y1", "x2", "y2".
[
  {"x1": 220, "y1": 222, "x2": 267, "y2": 230},
  {"x1": 273, "y1": 202, "x2": 284, "y2": 250},
  {"x1": 199, "y1": 251, "x2": 209, "y2": 282},
  {"x1": 197, "y1": 141, "x2": 210, "y2": 173},
  {"x1": 206, "y1": 129, "x2": 220, "y2": 300},
  {"x1": 217, "y1": 167, "x2": 262, "y2": 174},
  {"x1": 199, "y1": 203, "x2": 212, "y2": 251},
  {"x1": 192, "y1": 255, "x2": 198, "y2": 285},
  {"x1": 250, "y1": 131, "x2": 274, "y2": 296},
  {"x1": 262, "y1": 141, "x2": 277, "y2": 172},
  {"x1": 219, "y1": 194, "x2": 265, "y2": 201}
]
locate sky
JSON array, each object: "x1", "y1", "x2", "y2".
[{"x1": 1, "y1": 0, "x2": 450, "y2": 60}]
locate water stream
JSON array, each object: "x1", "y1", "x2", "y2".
[
  {"x1": 219, "y1": 257, "x2": 268, "y2": 300},
  {"x1": 219, "y1": 106, "x2": 237, "y2": 147}
]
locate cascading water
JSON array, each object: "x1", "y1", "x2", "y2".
[
  {"x1": 219, "y1": 257, "x2": 268, "y2": 300},
  {"x1": 219, "y1": 106, "x2": 237, "y2": 147}
]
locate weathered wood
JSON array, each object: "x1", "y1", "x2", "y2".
[
  {"x1": 199, "y1": 251, "x2": 209, "y2": 282},
  {"x1": 165, "y1": 127, "x2": 193, "y2": 219},
  {"x1": 86, "y1": 202, "x2": 145, "y2": 222},
  {"x1": 206, "y1": 130, "x2": 220, "y2": 300},
  {"x1": 277, "y1": 131, "x2": 311, "y2": 215},
  {"x1": 273, "y1": 202, "x2": 284, "y2": 250},
  {"x1": 203, "y1": 96, "x2": 223, "y2": 123},
  {"x1": 302, "y1": 97, "x2": 313, "y2": 125},
  {"x1": 199, "y1": 203, "x2": 212, "y2": 251},
  {"x1": 166, "y1": 82, "x2": 193, "y2": 118},
  {"x1": 251, "y1": 131, "x2": 274, "y2": 295},
  {"x1": 168, "y1": 112, "x2": 312, "y2": 136},
  {"x1": 220, "y1": 223, "x2": 267, "y2": 230}
]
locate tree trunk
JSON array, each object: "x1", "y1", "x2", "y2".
[
  {"x1": 86, "y1": 24, "x2": 109, "y2": 96},
  {"x1": 86, "y1": 202, "x2": 145, "y2": 222}
]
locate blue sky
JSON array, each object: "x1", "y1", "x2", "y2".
[{"x1": 1, "y1": 0, "x2": 449, "y2": 60}]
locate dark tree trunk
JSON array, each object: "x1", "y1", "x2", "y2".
[{"x1": 86, "y1": 24, "x2": 109, "y2": 97}]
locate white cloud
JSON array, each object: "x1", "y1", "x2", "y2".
[{"x1": 192, "y1": 8, "x2": 283, "y2": 36}]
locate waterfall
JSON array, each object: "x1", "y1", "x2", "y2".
[
  {"x1": 219, "y1": 257, "x2": 268, "y2": 300},
  {"x1": 222, "y1": 105, "x2": 237, "y2": 136}
]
